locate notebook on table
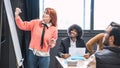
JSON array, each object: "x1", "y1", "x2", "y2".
[{"x1": 69, "y1": 47, "x2": 86, "y2": 57}]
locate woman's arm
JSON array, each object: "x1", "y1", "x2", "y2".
[
  {"x1": 15, "y1": 8, "x2": 35, "y2": 31},
  {"x1": 49, "y1": 28, "x2": 58, "y2": 48}
]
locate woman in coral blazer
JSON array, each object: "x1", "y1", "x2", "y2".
[{"x1": 15, "y1": 7, "x2": 58, "y2": 68}]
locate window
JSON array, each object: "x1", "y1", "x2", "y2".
[
  {"x1": 94, "y1": 0, "x2": 120, "y2": 30},
  {"x1": 40, "y1": 0, "x2": 91, "y2": 30}
]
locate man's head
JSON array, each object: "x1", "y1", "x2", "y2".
[
  {"x1": 68, "y1": 24, "x2": 83, "y2": 39},
  {"x1": 103, "y1": 22, "x2": 120, "y2": 47}
]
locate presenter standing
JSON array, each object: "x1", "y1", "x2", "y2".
[{"x1": 15, "y1": 7, "x2": 58, "y2": 68}]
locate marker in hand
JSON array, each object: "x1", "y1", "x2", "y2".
[{"x1": 15, "y1": 8, "x2": 22, "y2": 17}]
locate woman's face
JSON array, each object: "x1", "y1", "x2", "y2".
[
  {"x1": 70, "y1": 29, "x2": 78, "y2": 38},
  {"x1": 42, "y1": 13, "x2": 51, "y2": 23}
]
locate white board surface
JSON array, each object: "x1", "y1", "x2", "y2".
[{"x1": 4, "y1": 0, "x2": 23, "y2": 67}]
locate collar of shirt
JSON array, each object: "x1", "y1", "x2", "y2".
[
  {"x1": 70, "y1": 38, "x2": 76, "y2": 47},
  {"x1": 42, "y1": 22, "x2": 52, "y2": 28}
]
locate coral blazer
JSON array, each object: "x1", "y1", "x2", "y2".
[{"x1": 15, "y1": 16, "x2": 58, "y2": 52}]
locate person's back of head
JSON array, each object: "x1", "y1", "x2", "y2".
[
  {"x1": 109, "y1": 27, "x2": 120, "y2": 46},
  {"x1": 95, "y1": 22, "x2": 120, "y2": 68}
]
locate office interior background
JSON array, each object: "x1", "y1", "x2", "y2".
[
  {"x1": 40, "y1": 0, "x2": 120, "y2": 30},
  {"x1": 0, "y1": 0, "x2": 120, "y2": 68}
]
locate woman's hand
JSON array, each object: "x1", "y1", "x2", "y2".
[
  {"x1": 49, "y1": 38, "x2": 56, "y2": 47},
  {"x1": 15, "y1": 8, "x2": 22, "y2": 17}
]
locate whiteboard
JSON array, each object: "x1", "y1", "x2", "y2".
[{"x1": 4, "y1": 0, "x2": 23, "y2": 67}]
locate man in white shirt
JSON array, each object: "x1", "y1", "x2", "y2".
[{"x1": 57, "y1": 24, "x2": 86, "y2": 59}]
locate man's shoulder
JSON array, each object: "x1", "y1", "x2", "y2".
[{"x1": 95, "y1": 49, "x2": 111, "y2": 56}]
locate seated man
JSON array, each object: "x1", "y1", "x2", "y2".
[
  {"x1": 86, "y1": 22, "x2": 115, "y2": 55},
  {"x1": 57, "y1": 24, "x2": 86, "y2": 59},
  {"x1": 87, "y1": 22, "x2": 120, "y2": 68}
]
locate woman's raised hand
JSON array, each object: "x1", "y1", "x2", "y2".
[{"x1": 15, "y1": 8, "x2": 22, "y2": 17}]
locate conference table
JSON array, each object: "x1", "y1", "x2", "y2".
[{"x1": 55, "y1": 56, "x2": 88, "y2": 68}]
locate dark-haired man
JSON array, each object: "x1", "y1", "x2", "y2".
[
  {"x1": 87, "y1": 22, "x2": 120, "y2": 68},
  {"x1": 86, "y1": 22, "x2": 120, "y2": 55},
  {"x1": 57, "y1": 24, "x2": 86, "y2": 59}
]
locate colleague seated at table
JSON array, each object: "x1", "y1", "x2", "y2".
[
  {"x1": 57, "y1": 24, "x2": 86, "y2": 59},
  {"x1": 86, "y1": 22, "x2": 115, "y2": 55},
  {"x1": 87, "y1": 22, "x2": 120, "y2": 68}
]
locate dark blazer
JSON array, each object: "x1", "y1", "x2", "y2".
[{"x1": 57, "y1": 37, "x2": 86, "y2": 57}]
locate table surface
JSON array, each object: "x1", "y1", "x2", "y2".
[{"x1": 55, "y1": 56, "x2": 88, "y2": 68}]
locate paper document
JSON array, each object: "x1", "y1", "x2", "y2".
[{"x1": 69, "y1": 47, "x2": 86, "y2": 56}]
